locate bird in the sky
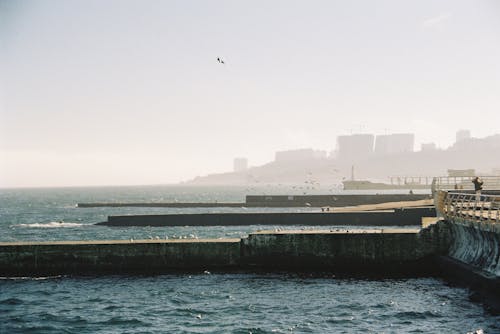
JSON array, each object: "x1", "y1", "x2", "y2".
[{"x1": 217, "y1": 57, "x2": 225, "y2": 64}]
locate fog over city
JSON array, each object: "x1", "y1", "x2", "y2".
[{"x1": 1, "y1": 0, "x2": 500, "y2": 187}]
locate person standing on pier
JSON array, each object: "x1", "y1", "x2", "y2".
[{"x1": 472, "y1": 176, "x2": 483, "y2": 202}]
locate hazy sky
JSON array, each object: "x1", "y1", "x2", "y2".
[{"x1": 1, "y1": 0, "x2": 499, "y2": 187}]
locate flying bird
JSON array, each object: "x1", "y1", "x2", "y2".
[{"x1": 217, "y1": 57, "x2": 225, "y2": 64}]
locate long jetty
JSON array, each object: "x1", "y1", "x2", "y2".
[
  {"x1": 96, "y1": 199, "x2": 435, "y2": 227},
  {"x1": 97, "y1": 207, "x2": 435, "y2": 227},
  {"x1": 0, "y1": 226, "x2": 446, "y2": 276},
  {"x1": 77, "y1": 194, "x2": 431, "y2": 208}
]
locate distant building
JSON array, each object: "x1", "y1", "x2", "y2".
[
  {"x1": 233, "y1": 158, "x2": 248, "y2": 172},
  {"x1": 275, "y1": 148, "x2": 325, "y2": 162},
  {"x1": 447, "y1": 169, "x2": 475, "y2": 177},
  {"x1": 336, "y1": 134, "x2": 374, "y2": 161},
  {"x1": 452, "y1": 133, "x2": 500, "y2": 151},
  {"x1": 456, "y1": 129, "x2": 471, "y2": 143},
  {"x1": 421, "y1": 142, "x2": 437, "y2": 152},
  {"x1": 374, "y1": 133, "x2": 414, "y2": 155}
]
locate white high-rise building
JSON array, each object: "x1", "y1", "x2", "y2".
[
  {"x1": 374, "y1": 133, "x2": 414, "y2": 155},
  {"x1": 336, "y1": 134, "x2": 374, "y2": 161},
  {"x1": 233, "y1": 158, "x2": 248, "y2": 172}
]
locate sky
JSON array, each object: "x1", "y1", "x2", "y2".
[{"x1": 1, "y1": 0, "x2": 499, "y2": 187}]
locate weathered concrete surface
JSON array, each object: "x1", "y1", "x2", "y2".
[
  {"x1": 446, "y1": 220, "x2": 500, "y2": 277},
  {"x1": 0, "y1": 239, "x2": 241, "y2": 276},
  {"x1": 433, "y1": 190, "x2": 500, "y2": 312},
  {"x1": 0, "y1": 222, "x2": 454, "y2": 277},
  {"x1": 245, "y1": 194, "x2": 431, "y2": 207},
  {"x1": 326, "y1": 199, "x2": 433, "y2": 212},
  {"x1": 77, "y1": 194, "x2": 431, "y2": 208},
  {"x1": 77, "y1": 202, "x2": 245, "y2": 208},
  {"x1": 0, "y1": 226, "x2": 449, "y2": 276},
  {"x1": 99, "y1": 208, "x2": 436, "y2": 227},
  {"x1": 241, "y1": 226, "x2": 449, "y2": 273},
  {"x1": 432, "y1": 219, "x2": 500, "y2": 312},
  {"x1": 434, "y1": 190, "x2": 500, "y2": 277}
]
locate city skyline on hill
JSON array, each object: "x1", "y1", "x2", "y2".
[
  {"x1": 186, "y1": 130, "x2": 500, "y2": 186},
  {"x1": 227, "y1": 129, "x2": 498, "y2": 170}
]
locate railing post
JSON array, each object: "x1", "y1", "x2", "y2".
[
  {"x1": 479, "y1": 195, "x2": 485, "y2": 223},
  {"x1": 460, "y1": 193, "x2": 467, "y2": 219},
  {"x1": 443, "y1": 191, "x2": 499, "y2": 225},
  {"x1": 487, "y1": 199, "x2": 492, "y2": 221}
]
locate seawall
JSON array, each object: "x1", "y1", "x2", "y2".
[
  {"x1": 77, "y1": 202, "x2": 245, "y2": 208},
  {"x1": 446, "y1": 220, "x2": 500, "y2": 277},
  {"x1": 245, "y1": 194, "x2": 430, "y2": 207},
  {"x1": 240, "y1": 227, "x2": 447, "y2": 274},
  {"x1": 432, "y1": 188, "x2": 500, "y2": 312},
  {"x1": 98, "y1": 207, "x2": 436, "y2": 227},
  {"x1": 0, "y1": 226, "x2": 446, "y2": 276},
  {"x1": 77, "y1": 194, "x2": 431, "y2": 208},
  {"x1": 435, "y1": 219, "x2": 500, "y2": 311},
  {"x1": 0, "y1": 239, "x2": 241, "y2": 276}
]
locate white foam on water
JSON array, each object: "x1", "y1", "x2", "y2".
[
  {"x1": 15, "y1": 222, "x2": 84, "y2": 228},
  {"x1": 0, "y1": 275, "x2": 64, "y2": 280}
]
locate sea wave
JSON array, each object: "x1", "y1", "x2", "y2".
[
  {"x1": 0, "y1": 275, "x2": 64, "y2": 280},
  {"x1": 15, "y1": 222, "x2": 84, "y2": 228},
  {"x1": 0, "y1": 297, "x2": 24, "y2": 305}
]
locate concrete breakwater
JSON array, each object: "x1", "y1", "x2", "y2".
[
  {"x1": 436, "y1": 219, "x2": 500, "y2": 311},
  {"x1": 77, "y1": 194, "x2": 431, "y2": 208},
  {"x1": 77, "y1": 202, "x2": 245, "y2": 208},
  {"x1": 97, "y1": 207, "x2": 436, "y2": 227},
  {"x1": 446, "y1": 220, "x2": 500, "y2": 277},
  {"x1": 0, "y1": 239, "x2": 241, "y2": 276},
  {"x1": 240, "y1": 227, "x2": 447, "y2": 273},
  {"x1": 245, "y1": 194, "x2": 430, "y2": 207},
  {"x1": 0, "y1": 226, "x2": 447, "y2": 276}
]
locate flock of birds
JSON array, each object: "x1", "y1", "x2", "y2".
[
  {"x1": 243, "y1": 179, "x2": 343, "y2": 195},
  {"x1": 129, "y1": 234, "x2": 199, "y2": 242}
]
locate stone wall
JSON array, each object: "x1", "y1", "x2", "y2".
[
  {"x1": 0, "y1": 239, "x2": 241, "y2": 276},
  {"x1": 101, "y1": 209, "x2": 435, "y2": 227},
  {"x1": 241, "y1": 227, "x2": 449, "y2": 274},
  {"x1": 0, "y1": 226, "x2": 451, "y2": 276},
  {"x1": 445, "y1": 220, "x2": 500, "y2": 278}
]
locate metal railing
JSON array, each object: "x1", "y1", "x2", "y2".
[
  {"x1": 432, "y1": 175, "x2": 500, "y2": 192},
  {"x1": 388, "y1": 176, "x2": 433, "y2": 186},
  {"x1": 441, "y1": 191, "x2": 500, "y2": 224}
]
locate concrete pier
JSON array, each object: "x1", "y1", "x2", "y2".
[
  {"x1": 431, "y1": 220, "x2": 500, "y2": 312},
  {"x1": 98, "y1": 207, "x2": 436, "y2": 227},
  {"x1": 240, "y1": 227, "x2": 446, "y2": 274},
  {"x1": 0, "y1": 239, "x2": 241, "y2": 276},
  {"x1": 434, "y1": 190, "x2": 500, "y2": 312},
  {"x1": 77, "y1": 194, "x2": 431, "y2": 208},
  {"x1": 77, "y1": 202, "x2": 245, "y2": 208},
  {"x1": 0, "y1": 226, "x2": 447, "y2": 276},
  {"x1": 245, "y1": 194, "x2": 430, "y2": 207}
]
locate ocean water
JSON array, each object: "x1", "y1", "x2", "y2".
[
  {"x1": 0, "y1": 185, "x2": 428, "y2": 242},
  {"x1": 0, "y1": 185, "x2": 499, "y2": 333}
]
